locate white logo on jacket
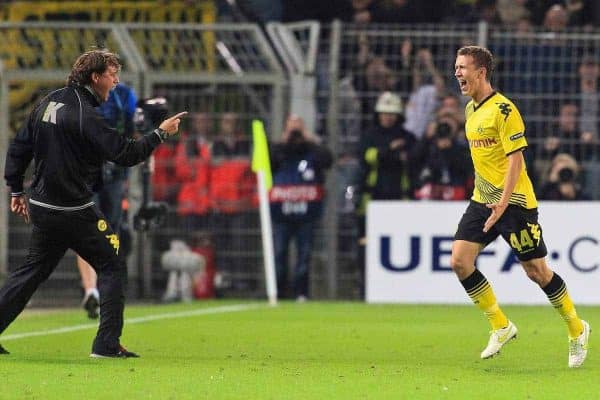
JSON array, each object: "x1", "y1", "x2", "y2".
[{"x1": 42, "y1": 101, "x2": 65, "y2": 124}]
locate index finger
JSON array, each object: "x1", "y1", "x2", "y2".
[
  {"x1": 483, "y1": 216, "x2": 496, "y2": 233},
  {"x1": 168, "y1": 111, "x2": 188, "y2": 120}
]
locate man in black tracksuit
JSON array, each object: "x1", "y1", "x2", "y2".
[{"x1": 2, "y1": 49, "x2": 186, "y2": 358}]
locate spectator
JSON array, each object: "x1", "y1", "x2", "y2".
[
  {"x1": 175, "y1": 112, "x2": 213, "y2": 232},
  {"x1": 270, "y1": 115, "x2": 332, "y2": 300},
  {"x1": 412, "y1": 122, "x2": 472, "y2": 200},
  {"x1": 282, "y1": 0, "x2": 353, "y2": 22},
  {"x1": 349, "y1": 34, "x2": 413, "y2": 130},
  {"x1": 355, "y1": 92, "x2": 416, "y2": 293},
  {"x1": 210, "y1": 112, "x2": 254, "y2": 213},
  {"x1": 543, "y1": 4, "x2": 569, "y2": 32},
  {"x1": 541, "y1": 103, "x2": 596, "y2": 162},
  {"x1": 497, "y1": 0, "x2": 531, "y2": 27},
  {"x1": 515, "y1": 15, "x2": 534, "y2": 34},
  {"x1": 357, "y1": 92, "x2": 416, "y2": 205},
  {"x1": 563, "y1": 0, "x2": 595, "y2": 27},
  {"x1": 151, "y1": 137, "x2": 179, "y2": 204},
  {"x1": 539, "y1": 153, "x2": 588, "y2": 200},
  {"x1": 525, "y1": 0, "x2": 557, "y2": 25},
  {"x1": 76, "y1": 82, "x2": 137, "y2": 320},
  {"x1": 461, "y1": 0, "x2": 502, "y2": 24},
  {"x1": 209, "y1": 113, "x2": 256, "y2": 289},
  {"x1": 436, "y1": 93, "x2": 465, "y2": 127},
  {"x1": 353, "y1": 0, "x2": 426, "y2": 24},
  {"x1": 352, "y1": 56, "x2": 399, "y2": 128},
  {"x1": 577, "y1": 55, "x2": 600, "y2": 139},
  {"x1": 403, "y1": 48, "x2": 445, "y2": 138}
]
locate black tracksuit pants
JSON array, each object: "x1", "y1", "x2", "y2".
[{"x1": 0, "y1": 203, "x2": 126, "y2": 354}]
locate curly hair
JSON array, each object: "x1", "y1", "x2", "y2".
[
  {"x1": 67, "y1": 49, "x2": 121, "y2": 86},
  {"x1": 457, "y1": 46, "x2": 494, "y2": 82}
]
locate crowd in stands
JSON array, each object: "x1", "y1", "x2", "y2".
[
  {"x1": 221, "y1": 0, "x2": 600, "y2": 28},
  {"x1": 4, "y1": 0, "x2": 599, "y2": 300},
  {"x1": 142, "y1": 1, "x2": 600, "y2": 299}
]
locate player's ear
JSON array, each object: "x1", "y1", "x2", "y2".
[{"x1": 478, "y1": 67, "x2": 485, "y2": 79}]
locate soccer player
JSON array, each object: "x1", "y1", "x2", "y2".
[{"x1": 451, "y1": 46, "x2": 590, "y2": 368}]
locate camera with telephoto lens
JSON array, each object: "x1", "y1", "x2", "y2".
[
  {"x1": 557, "y1": 167, "x2": 575, "y2": 183},
  {"x1": 133, "y1": 97, "x2": 169, "y2": 134},
  {"x1": 134, "y1": 202, "x2": 168, "y2": 231},
  {"x1": 133, "y1": 97, "x2": 170, "y2": 232},
  {"x1": 288, "y1": 129, "x2": 304, "y2": 143}
]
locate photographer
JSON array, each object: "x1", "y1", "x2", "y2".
[
  {"x1": 269, "y1": 115, "x2": 332, "y2": 301},
  {"x1": 539, "y1": 153, "x2": 588, "y2": 200},
  {"x1": 413, "y1": 121, "x2": 472, "y2": 200}
]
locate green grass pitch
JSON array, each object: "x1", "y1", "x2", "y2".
[{"x1": 0, "y1": 301, "x2": 596, "y2": 399}]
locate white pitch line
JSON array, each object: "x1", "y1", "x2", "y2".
[{"x1": 1, "y1": 303, "x2": 266, "y2": 342}]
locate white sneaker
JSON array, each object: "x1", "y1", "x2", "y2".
[
  {"x1": 296, "y1": 295, "x2": 307, "y2": 303},
  {"x1": 568, "y1": 320, "x2": 590, "y2": 368},
  {"x1": 480, "y1": 320, "x2": 518, "y2": 359}
]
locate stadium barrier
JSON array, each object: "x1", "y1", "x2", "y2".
[
  {"x1": 2, "y1": 20, "x2": 600, "y2": 303},
  {"x1": 366, "y1": 201, "x2": 600, "y2": 304},
  {"x1": 0, "y1": 21, "x2": 286, "y2": 303}
]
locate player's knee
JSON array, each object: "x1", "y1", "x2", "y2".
[
  {"x1": 521, "y1": 259, "x2": 552, "y2": 286},
  {"x1": 524, "y1": 268, "x2": 543, "y2": 284},
  {"x1": 450, "y1": 254, "x2": 469, "y2": 276}
]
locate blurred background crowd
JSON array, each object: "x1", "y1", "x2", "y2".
[{"x1": 1, "y1": 0, "x2": 599, "y2": 303}]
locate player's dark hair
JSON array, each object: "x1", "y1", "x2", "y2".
[
  {"x1": 457, "y1": 46, "x2": 494, "y2": 81},
  {"x1": 67, "y1": 49, "x2": 121, "y2": 86}
]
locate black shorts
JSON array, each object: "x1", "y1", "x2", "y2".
[{"x1": 454, "y1": 200, "x2": 548, "y2": 261}]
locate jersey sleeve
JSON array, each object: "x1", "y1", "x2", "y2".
[{"x1": 496, "y1": 100, "x2": 527, "y2": 155}]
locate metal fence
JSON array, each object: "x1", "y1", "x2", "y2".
[
  {"x1": 0, "y1": 21, "x2": 286, "y2": 304},
  {"x1": 323, "y1": 22, "x2": 600, "y2": 198},
  {"x1": 2, "y1": 20, "x2": 600, "y2": 305}
]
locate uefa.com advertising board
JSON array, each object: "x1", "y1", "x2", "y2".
[{"x1": 366, "y1": 201, "x2": 599, "y2": 304}]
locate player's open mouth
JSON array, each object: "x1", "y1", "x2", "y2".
[{"x1": 458, "y1": 79, "x2": 467, "y2": 90}]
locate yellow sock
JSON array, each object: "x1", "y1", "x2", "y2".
[
  {"x1": 460, "y1": 269, "x2": 508, "y2": 330},
  {"x1": 543, "y1": 273, "x2": 584, "y2": 339}
]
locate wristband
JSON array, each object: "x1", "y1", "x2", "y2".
[{"x1": 155, "y1": 128, "x2": 169, "y2": 142}]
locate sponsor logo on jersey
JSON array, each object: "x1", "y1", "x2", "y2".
[
  {"x1": 469, "y1": 138, "x2": 498, "y2": 148},
  {"x1": 496, "y1": 102, "x2": 512, "y2": 121}
]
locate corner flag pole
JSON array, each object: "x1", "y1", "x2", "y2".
[{"x1": 251, "y1": 120, "x2": 277, "y2": 306}]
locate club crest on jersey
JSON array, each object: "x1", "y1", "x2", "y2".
[
  {"x1": 476, "y1": 125, "x2": 484, "y2": 134},
  {"x1": 97, "y1": 219, "x2": 108, "y2": 232}
]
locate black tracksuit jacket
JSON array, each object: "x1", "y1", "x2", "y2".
[{"x1": 4, "y1": 84, "x2": 163, "y2": 208}]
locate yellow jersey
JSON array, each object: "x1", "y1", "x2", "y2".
[{"x1": 465, "y1": 91, "x2": 537, "y2": 209}]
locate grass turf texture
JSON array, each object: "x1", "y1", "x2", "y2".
[{"x1": 0, "y1": 301, "x2": 596, "y2": 399}]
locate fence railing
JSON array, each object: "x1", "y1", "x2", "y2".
[
  {"x1": 2, "y1": 20, "x2": 599, "y2": 304},
  {"x1": 0, "y1": 21, "x2": 286, "y2": 303}
]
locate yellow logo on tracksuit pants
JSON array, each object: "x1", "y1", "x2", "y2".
[
  {"x1": 98, "y1": 219, "x2": 119, "y2": 254},
  {"x1": 105, "y1": 234, "x2": 120, "y2": 255}
]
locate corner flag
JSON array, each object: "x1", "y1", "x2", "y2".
[
  {"x1": 251, "y1": 119, "x2": 272, "y2": 190},
  {"x1": 251, "y1": 119, "x2": 277, "y2": 305}
]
